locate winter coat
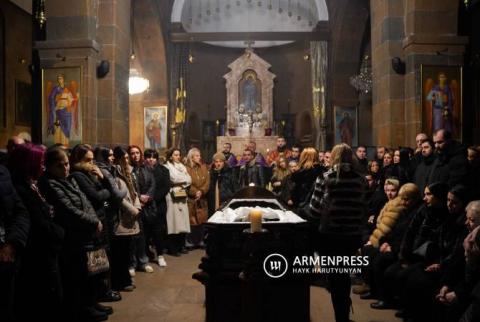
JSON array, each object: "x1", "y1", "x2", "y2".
[
  {"x1": 427, "y1": 140, "x2": 468, "y2": 188},
  {"x1": 113, "y1": 171, "x2": 141, "y2": 236},
  {"x1": 0, "y1": 165, "x2": 29, "y2": 251},
  {"x1": 400, "y1": 203, "x2": 448, "y2": 263},
  {"x1": 381, "y1": 204, "x2": 420, "y2": 254},
  {"x1": 70, "y1": 162, "x2": 111, "y2": 221},
  {"x1": 153, "y1": 164, "x2": 171, "y2": 217},
  {"x1": 207, "y1": 166, "x2": 235, "y2": 215},
  {"x1": 13, "y1": 180, "x2": 64, "y2": 279},
  {"x1": 290, "y1": 163, "x2": 324, "y2": 207},
  {"x1": 237, "y1": 159, "x2": 265, "y2": 188},
  {"x1": 368, "y1": 197, "x2": 406, "y2": 248},
  {"x1": 186, "y1": 163, "x2": 210, "y2": 226},
  {"x1": 165, "y1": 161, "x2": 191, "y2": 234},
  {"x1": 38, "y1": 173, "x2": 99, "y2": 250},
  {"x1": 413, "y1": 154, "x2": 436, "y2": 196},
  {"x1": 310, "y1": 163, "x2": 368, "y2": 238},
  {"x1": 132, "y1": 165, "x2": 156, "y2": 220}
]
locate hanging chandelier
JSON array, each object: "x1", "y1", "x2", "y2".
[
  {"x1": 129, "y1": 69, "x2": 150, "y2": 95},
  {"x1": 350, "y1": 55, "x2": 373, "y2": 94}
]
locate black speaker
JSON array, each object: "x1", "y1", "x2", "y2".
[
  {"x1": 391, "y1": 57, "x2": 405, "y2": 75},
  {"x1": 97, "y1": 60, "x2": 110, "y2": 78}
]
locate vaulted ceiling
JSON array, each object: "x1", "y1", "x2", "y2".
[{"x1": 171, "y1": 0, "x2": 329, "y2": 47}]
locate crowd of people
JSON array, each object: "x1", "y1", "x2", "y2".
[{"x1": 1, "y1": 130, "x2": 479, "y2": 322}]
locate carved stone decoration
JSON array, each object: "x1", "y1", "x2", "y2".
[{"x1": 224, "y1": 48, "x2": 276, "y2": 137}]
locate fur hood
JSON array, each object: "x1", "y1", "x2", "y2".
[
  {"x1": 369, "y1": 197, "x2": 406, "y2": 248},
  {"x1": 72, "y1": 161, "x2": 95, "y2": 173}
]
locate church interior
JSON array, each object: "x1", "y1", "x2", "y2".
[{"x1": 1, "y1": 1, "x2": 480, "y2": 322}]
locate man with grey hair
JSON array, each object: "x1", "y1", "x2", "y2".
[{"x1": 465, "y1": 201, "x2": 480, "y2": 233}]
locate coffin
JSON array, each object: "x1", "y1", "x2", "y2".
[{"x1": 193, "y1": 187, "x2": 313, "y2": 322}]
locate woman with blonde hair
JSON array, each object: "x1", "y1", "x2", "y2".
[
  {"x1": 270, "y1": 157, "x2": 289, "y2": 196},
  {"x1": 309, "y1": 143, "x2": 368, "y2": 322},
  {"x1": 364, "y1": 183, "x2": 422, "y2": 309},
  {"x1": 185, "y1": 148, "x2": 209, "y2": 249},
  {"x1": 290, "y1": 147, "x2": 324, "y2": 209}
]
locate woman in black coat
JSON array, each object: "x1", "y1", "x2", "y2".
[
  {"x1": 290, "y1": 147, "x2": 324, "y2": 209},
  {"x1": 207, "y1": 153, "x2": 235, "y2": 216},
  {"x1": 70, "y1": 144, "x2": 111, "y2": 243},
  {"x1": 9, "y1": 144, "x2": 64, "y2": 322},
  {"x1": 144, "y1": 149, "x2": 171, "y2": 267},
  {"x1": 38, "y1": 147, "x2": 106, "y2": 322}
]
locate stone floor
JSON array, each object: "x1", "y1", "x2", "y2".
[{"x1": 108, "y1": 249, "x2": 401, "y2": 322}]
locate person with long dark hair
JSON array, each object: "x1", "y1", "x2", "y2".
[
  {"x1": 127, "y1": 145, "x2": 155, "y2": 274},
  {"x1": 143, "y1": 149, "x2": 170, "y2": 267},
  {"x1": 93, "y1": 146, "x2": 126, "y2": 302},
  {"x1": 111, "y1": 146, "x2": 141, "y2": 292}
]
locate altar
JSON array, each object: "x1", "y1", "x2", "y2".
[{"x1": 217, "y1": 49, "x2": 278, "y2": 157}]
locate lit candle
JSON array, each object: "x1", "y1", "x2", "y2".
[{"x1": 250, "y1": 209, "x2": 263, "y2": 233}]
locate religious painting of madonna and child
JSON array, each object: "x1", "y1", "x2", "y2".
[
  {"x1": 238, "y1": 70, "x2": 262, "y2": 114},
  {"x1": 144, "y1": 106, "x2": 167, "y2": 150},
  {"x1": 42, "y1": 67, "x2": 82, "y2": 147},
  {"x1": 334, "y1": 106, "x2": 358, "y2": 147},
  {"x1": 421, "y1": 65, "x2": 462, "y2": 140}
]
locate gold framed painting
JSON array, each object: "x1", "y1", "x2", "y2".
[
  {"x1": 144, "y1": 106, "x2": 168, "y2": 150},
  {"x1": 334, "y1": 106, "x2": 358, "y2": 147},
  {"x1": 420, "y1": 65, "x2": 462, "y2": 140},
  {"x1": 42, "y1": 66, "x2": 82, "y2": 147}
]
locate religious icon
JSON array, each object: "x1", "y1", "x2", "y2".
[
  {"x1": 421, "y1": 65, "x2": 462, "y2": 140},
  {"x1": 334, "y1": 106, "x2": 358, "y2": 147},
  {"x1": 238, "y1": 70, "x2": 261, "y2": 114},
  {"x1": 144, "y1": 106, "x2": 167, "y2": 150},
  {"x1": 42, "y1": 67, "x2": 82, "y2": 147}
]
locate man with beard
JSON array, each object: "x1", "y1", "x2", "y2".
[
  {"x1": 428, "y1": 129, "x2": 468, "y2": 188},
  {"x1": 266, "y1": 137, "x2": 292, "y2": 167},
  {"x1": 413, "y1": 139, "x2": 436, "y2": 196},
  {"x1": 221, "y1": 143, "x2": 237, "y2": 168}
]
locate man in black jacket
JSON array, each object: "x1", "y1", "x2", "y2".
[
  {"x1": 237, "y1": 149, "x2": 265, "y2": 189},
  {"x1": 428, "y1": 129, "x2": 468, "y2": 188},
  {"x1": 0, "y1": 165, "x2": 30, "y2": 322}
]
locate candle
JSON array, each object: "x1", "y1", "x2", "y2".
[{"x1": 250, "y1": 209, "x2": 263, "y2": 233}]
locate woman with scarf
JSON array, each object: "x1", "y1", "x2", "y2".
[{"x1": 164, "y1": 148, "x2": 191, "y2": 256}]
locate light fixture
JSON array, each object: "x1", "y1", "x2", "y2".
[
  {"x1": 129, "y1": 68, "x2": 150, "y2": 95},
  {"x1": 349, "y1": 55, "x2": 373, "y2": 94}
]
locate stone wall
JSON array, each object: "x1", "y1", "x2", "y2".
[
  {"x1": 370, "y1": 0, "x2": 467, "y2": 148},
  {"x1": 0, "y1": 2, "x2": 32, "y2": 147}
]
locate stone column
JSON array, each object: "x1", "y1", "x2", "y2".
[
  {"x1": 36, "y1": 0, "x2": 131, "y2": 146},
  {"x1": 36, "y1": 0, "x2": 101, "y2": 144},
  {"x1": 370, "y1": 0, "x2": 406, "y2": 147},
  {"x1": 370, "y1": 0, "x2": 467, "y2": 147},
  {"x1": 96, "y1": 0, "x2": 131, "y2": 146},
  {"x1": 402, "y1": 0, "x2": 467, "y2": 144}
]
